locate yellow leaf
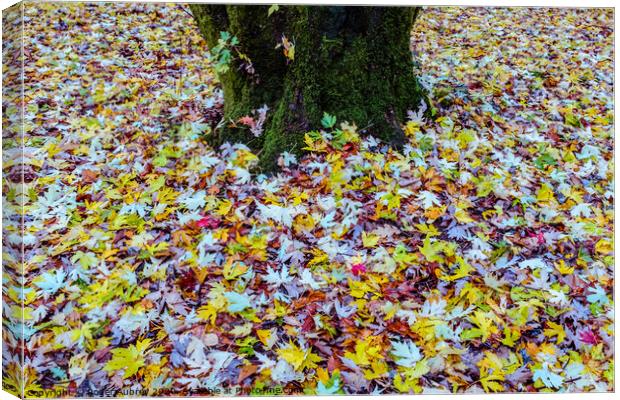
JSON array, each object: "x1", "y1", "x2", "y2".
[
  {"x1": 307, "y1": 248, "x2": 329, "y2": 267},
  {"x1": 469, "y1": 311, "x2": 499, "y2": 342},
  {"x1": 481, "y1": 209, "x2": 496, "y2": 220},
  {"x1": 104, "y1": 339, "x2": 151, "y2": 378},
  {"x1": 501, "y1": 327, "x2": 521, "y2": 347},
  {"x1": 316, "y1": 367, "x2": 330, "y2": 383},
  {"x1": 554, "y1": 259, "x2": 574, "y2": 275},
  {"x1": 424, "y1": 205, "x2": 446, "y2": 220},
  {"x1": 344, "y1": 337, "x2": 382, "y2": 367},
  {"x1": 543, "y1": 321, "x2": 566, "y2": 344},
  {"x1": 454, "y1": 201, "x2": 475, "y2": 223},
  {"x1": 362, "y1": 231, "x2": 381, "y2": 248},
  {"x1": 595, "y1": 239, "x2": 613, "y2": 255},
  {"x1": 257, "y1": 329, "x2": 272, "y2": 346},
  {"x1": 363, "y1": 360, "x2": 389, "y2": 380},
  {"x1": 230, "y1": 322, "x2": 253, "y2": 337},
  {"x1": 437, "y1": 256, "x2": 474, "y2": 281},
  {"x1": 191, "y1": 265, "x2": 209, "y2": 283},
  {"x1": 404, "y1": 121, "x2": 421, "y2": 137},
  {"x1": 394, "y1": 374, "x2": 407, "y2": 392},
  {"x1": 415, "y1": 223, "x2": 440, "y2": 237},
  {"x1": 216, "y1": 199, "x2": 233, "y2": 216},
  {"x1": 197, "y1": 305, "x2": 217, "y2": 324},
  {"x1": 276, "y1": 341, "x2": 321, "y2": 371},
  {"x1": 539, "y1": 342, "x2": 557, "y2": 355},
  {"x1": 536, "y1": 184, "x2": 555, "y2": 203},
  {"x1": 223, "y1": 260, "x2": 249, "y2": 281},
  {"x1": 481, "y1": 377, "x2": 504, "y2": 392},
  {"x1": 348, "y1": 279, "x2": 371, "y2": 299},
  {"x1": 403, "y1": 358, "x2": 430, "y2": 380},
  {"x1": 419, "y1": 237, "x2": 444, "y2": 263}
]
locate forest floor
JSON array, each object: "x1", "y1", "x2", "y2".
[{"x1": 8, "y1": 3, "x2": 613, "y2": 395}]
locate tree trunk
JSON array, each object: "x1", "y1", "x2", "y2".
[{"x1": 190, "y1": 5, "x2": 426, "y2": 170}]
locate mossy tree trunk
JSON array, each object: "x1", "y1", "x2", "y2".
[{"x1": 190, "y1": 5, "x2": 426, "y2": 170}]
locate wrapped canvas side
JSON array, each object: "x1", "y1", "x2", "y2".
[{"x1": 2, "y1": 2, "x2": 25, "y2": 398}]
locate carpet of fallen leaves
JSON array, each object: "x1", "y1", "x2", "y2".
[{"x1": 3, "y1": 3, "x2": 614, "y2": 396}]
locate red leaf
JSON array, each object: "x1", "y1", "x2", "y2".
[
  {"x1": 351, "y1": 263, "x2": 366, "y2": 276},
  {"x1": 237, "y1": 115, "x2": 255, "y2": 127},
  {"x1": 579, "y1": 329, "x2": 599, "y2": 345},
  {"x1": 197, "y1": 216, "x2": 219, "y2": 229},
  {"x1": 528, "y1": 231, "x2": 545, "y2": 245},
  {"x1": 301, "y1": 314, "x2": 315, "y2": 333}
]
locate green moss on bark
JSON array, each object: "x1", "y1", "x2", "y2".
[{"x1": 190, "y1": 5, "x2": 426, "y2": 171}]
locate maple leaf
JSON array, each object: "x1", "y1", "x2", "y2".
[
  {"x1": 276, "y1": 341, "x2": 321, "y2": 371},
  {"x1": 255, "y1": 352, "x2": 276, "y2": 372},
  {"x1": 33, "y1": 269, "x2": 67, "y2": 295},
  {"x1": 586, "y1": 285, "x2": 609, "y2": 306},
  {"x1": 334, "y1": 300, "x2": 357, "y2": 318},
  {"x1": 543, "y1": 321, "x2": 566, "y2": 344},
  {"x1": 271, "y1": 359, "x2": 302, "y2": 383},
  {"x1": 362, "y1": 231, "x2": 381, "y2": 248},
  {"x1": 579, "y1": 329, "x2": 599, "y2": 345},
  {"x1": 222, "y1": 260, "x2": 250, "y2": 281},
  {"x1": 536, "y1": 183, "x2": 556, "y2": 203},
  {"x1": 418, "y1": 237, "x2": 444, "y2": 263},
  {"x1": 196, "y1": 216, "x2": 219, "y2": 229},
  {"x1": 104, "y1": 339, "x2": 151, "y2": 378},
  {"x1": 70, "y1": 251, "x2": 98, "y2": 269},
  {"x1": 224, "y1": 291, "x2": 252, "y2": 313},
  {"x1": 390, "y1": 340, "x2": 423, "y2": 368},
  {"x1": 279, "y1": 151, "x2": 297, "y2": 167},
  {"x1": 462, "y1": 310, "x2": 499, "y2": 342},
  {"x1": 317, "y1": 375, "x2": 342, "y2": 395},
  {"x1": 351, "y1": 263, "x2": 366, "y2": 276},
  {"x1": 237, "y1": 115, "x2": 255, "y2": 127},
  {"x1": 532, "y1": 363, "x2": 563, "y2": 389},
  {"x1": 264, "y1": 266, "x2": 293, "y2": 286},
  {"x1": 178, "y1": 190, "x2": 207, "y2": 211},
  {"x1": 344, "y1": 337, "x2": 383, "y2": 367},
  {"x1": 437, "y1": 256, "x2": 474, "y2": 281},
  {"x1": 594, "y1": 239, "x2": 613, "y2": 255},
  {"x1": 299, "y1": 269, "x2": 323, "y2": 289},
  {"x1": 416, "y1": 190, "x2": 441, "y2": 209},
  {"x1": 518, "y1": 258, "x2": 550, "y2": 271}
]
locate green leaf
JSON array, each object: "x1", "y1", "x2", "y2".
[
  {"x1": 268, "y1": 4, "x2": 279, "y2": 16},
  {"x1": 321, "y1": 112, "x2": 337, "y2": 129},
  {"x1": 534, "y1": 152, "x2": 557, "y2": 169},
  {"x1": 564, "y1": 111, "x2": 582, "y2": 128},
  {"x1": 219, "y1": 31, "x2": 231, "y2": 41},
  {"x1": 461, "y1": 328, "x2": 483, "y2": 340}
]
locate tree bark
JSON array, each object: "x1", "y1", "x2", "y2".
[{"x1": 190, "y1": 5, "x2": 426, "y2": 170}]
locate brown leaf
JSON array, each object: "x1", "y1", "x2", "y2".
[
  {"x1": 237, "y1": 364, "x2": 258, "y2": 384},
  {"x1": 82, "y1": 169, "x2": 98, "y2": 183}
]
